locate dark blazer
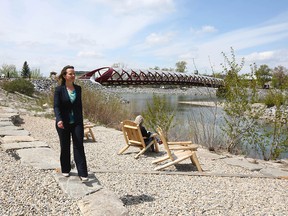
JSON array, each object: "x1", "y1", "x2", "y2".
[{"x1": 54, "y1": 84, "x2": 83, "y2": 127}]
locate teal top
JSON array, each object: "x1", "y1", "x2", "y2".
[{"x1": 68, "y1": 90, "x2": 76, "y2": 124}]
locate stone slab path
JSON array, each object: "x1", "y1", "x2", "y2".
[
  {"x1": 1, "y1": 141, "x2": 49, "y2": 151},
  {"x1": 0, "y1": 107, "x2": 128, "y2": 216}
]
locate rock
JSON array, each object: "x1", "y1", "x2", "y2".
[
  {"x1": 54, "y1": 171, "x2": 102, "y2": 199},
  {"x1": 1, "y1": 141, "x2": 49, "y2": 151},
  {"x1": 260, "y1": 167, "x2": 288, "y2": 178},
  {"x1": 223, "y1": 157, "x2": 265, "y2": 172},
  {"x1": 78, "y1": 188, "x2": 128, "y2": 216},
  {"x1": 0, "y1": 135, "x2": 36, "y2": 144},
  {"x1": 16, "y1": 147, "x2": 59, "y2": 169}
]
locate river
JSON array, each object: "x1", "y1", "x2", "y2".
[{"x1": 112, "y1": 86, "x2": 287, "y2": 160}]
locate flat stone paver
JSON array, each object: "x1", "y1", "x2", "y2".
[
  {"x1": 17, "y1": 147, "x2": 59, "y2": 169},
  {"x1": 223, "y1": 157, "x2": 265, "y2": 171},
  {"x1": 0, "y1": 113, "x2": 19, "y2": 118},
  {"x1": 1, "y1": 141, "x2": 49, "y2": 151},
  {"x1": 0, "y1": 129, "x2": 30, "y2": 136},
  {"x1": 0, "y1": 135, "x2": 37, "y2": 143},
  {"x1": 54, "y1": 171, "x2": 102, "y2": 199},
  {"x1": 0, "y1": 125, "x2": 23, "y2": 130},
  {"x1": 0, "y1": 107, "x2": 17, "y2": 112},
  {"x1": 0, "y1": 121, "x2": 14, "y2": 126},
  {"x1": 78, "y1": 188, "x2": 128, "y2": 216},
  {"x1": 260, "y1": 167, "x2": 288, "y2": 178}
]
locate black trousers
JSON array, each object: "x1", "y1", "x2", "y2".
[{"x1": 56, "y1": 123, "x2": 88, "y2": 177}]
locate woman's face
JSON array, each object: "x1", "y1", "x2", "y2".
[{"x1": 64, "y1": 68, "x2": 76, "y2": 83}]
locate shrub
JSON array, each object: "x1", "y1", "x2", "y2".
[
  {"x1": 44, "y1": 82, "x2": 132, "y2": 128},
  {"x1": 80, "y1": 84, "x2": 132, "y2": 128},
  {"x1": 142, "y1": 94, "x2": 175, "y2": 139},
  {"x1": 263, "y1": 90, "x2": 284, "y2": 108},
  {"x1": 2, "y1": 79, "x2": 34, "y2": 96}
]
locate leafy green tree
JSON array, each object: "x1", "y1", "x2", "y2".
[
  {"x1": 21, "y1": 61, "x2": 31, "y2": 78},
  {"x1": 219, "y1": 48, "x2": 288, "y2": 159},
  {"x1": 0, "y1": 64, "x2": 19, "y2": 78},
  {"x1": 175, "y1": 61, "x2": 187, "y2": 72},
  {"x1": 271, "y1": 65, "x2": 288, "y2": 89},
  {"x1": 256, "y1": 90, "x2": 288, "y2": 160},
  {"x1": 255, "y1": 64, "x2": 272, "y2": 88},
  {"x1": 219, "y1": 48, "x2": 262, "y2": 153}
]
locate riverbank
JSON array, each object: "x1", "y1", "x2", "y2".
[{"x1": 0, "y1": 87, "x2": 288, "y2": 215}]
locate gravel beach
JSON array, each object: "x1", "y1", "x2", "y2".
[
  {"x1": 10, "y1": 115, "x2": 288, "y2": 215},
  {"x1": 0, "y1": 85, "x2": 288, "y2": 215}
]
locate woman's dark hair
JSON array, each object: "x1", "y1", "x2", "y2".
[{"x1": 58, "y1": 65, "x2": 74, "y2": 85}]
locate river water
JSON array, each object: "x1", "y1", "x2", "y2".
[{"x1": 114, "y1": 87, "x2": 287, "y2": 160}]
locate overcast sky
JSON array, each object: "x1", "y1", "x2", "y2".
[{"x1": 1, "y1": 0, "x2": 288, "y2": 77}]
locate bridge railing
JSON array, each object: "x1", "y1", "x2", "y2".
[{"x1": 78, "y1": 67, "x2": 224, "y2": 87}]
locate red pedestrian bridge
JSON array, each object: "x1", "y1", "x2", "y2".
[{"x1": 78, "y1": 67, "x2": 224, "y2": 87}]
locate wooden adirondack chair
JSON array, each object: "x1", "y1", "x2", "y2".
[
  {"x1": 118, "y1": 120, "x2": 159, "y2": 159},
  {"x1": 152, "y1": 127, "x2": 202, "y2": 172},
  {"x1": 84, "y1": 124, "x2": 96, "y2": 142}
]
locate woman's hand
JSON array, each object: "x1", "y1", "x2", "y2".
[{"x1": 57, "y1": 121, "x2": 64, "y2": 129}]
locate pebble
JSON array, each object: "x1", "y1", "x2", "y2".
[{"x1": 19, "y1": 116, "x2": 288, "y2": 216}]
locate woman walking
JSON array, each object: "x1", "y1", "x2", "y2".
[{"x1": 54, "y1": 65, "x2": 88, "y2": 182}]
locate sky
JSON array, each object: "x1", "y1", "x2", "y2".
[{"x1": 0, "y1": 0, "x2": 288, "y2": 77}]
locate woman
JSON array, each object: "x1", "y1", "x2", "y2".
[
  {"x1": 54, "y1": 65, "x2": 88, "y2": 182},
  {"x1": 134, "y1": 115, "x2": 155, "y2": 152}
]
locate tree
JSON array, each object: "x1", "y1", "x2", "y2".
[
  {"x1": 255, "y1": 64, "x2": 272, "y2": 88},
  {"x1": 0, "y1": 64, "x2": 19, "y2": 78},
  {"x1": 111, "y1": 62, "x2": 127, "y2": 69},
  {"x1": 30, "y1": 68, "x2": 43, "y2": 79},
  {"x1": 175, "y1": 61, "x2": 187, "y2": 72},
  {"x1": 271, "y1": 65, "x2": 288, "y2": 89},
  {"x1": 149, "y1": 66, "x2": 160, "y2": 70},
  {"x1": 21, "y1": 61, "x2": 31, "y2": 78},
  {"x1": 219, "y1": 47, "x2": 261, "y2": 153}
]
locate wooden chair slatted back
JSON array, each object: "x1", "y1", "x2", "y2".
[
  {"x1": 122, "y1": 120, "x2": 146, "y2": 148},
  {"x1": 157, "y1": 127, "x2": 173, "y2": 160}
]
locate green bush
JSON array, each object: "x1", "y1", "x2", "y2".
[
  {"x1": 263, "y1": 90, "x2": 284, "y2": 108},
  {"x1": 142, "y1": 94, "x2": 175, "y2": 139},
  {"x1": 2, "y1": 79, "x2": 34, "y2": 96}
]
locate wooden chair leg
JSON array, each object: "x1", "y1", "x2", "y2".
[
  {"x1": 153, "y1": 139, "x2": 159, "y2": 153},
  {"x1": 152, "y1": 155, "x2": 170, "y2": 164},
  {"x1": 134, "y1": 142, "x2": 154, "y2": 159},
  {"x1": 154, "y1": 155, "x2": 191, "y2": 171},
  {"x1": 118, "y1": 145, "x2": 130, "y2": 155},
  {"x1": 89, "y1": 128, "x2": 96, "y2": 142},
  {"x1": 190, "y1": 152, "x2": 203, "y2": 172},
  {"x1": 85, "y1": 133, "x2": 89, "y2": 140}
]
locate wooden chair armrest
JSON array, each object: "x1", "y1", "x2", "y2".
[
  {"x1": 170, "y1": 146, "x2": 198, "y2": 151},
  {"x1": 167, "y1": 141, "x2": 192, "y2": 145},
  {"x1": 84, "y1": 124, "x2": 95, "y2": 129},
  {"x1": 150, "y1": 133, "x2": 158, "y2": 137}
]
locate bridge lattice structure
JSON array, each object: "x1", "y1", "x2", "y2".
[{"x1": 78, "y1": 67, "x2": 224, "y2": 87}]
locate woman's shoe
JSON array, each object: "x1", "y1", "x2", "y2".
[
  {"x1": 62, "y1": 173, "x2": 70, "y2": 177},
  {"x1": 80, "y1": 176, "x2": 88, "y2": 182}
]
